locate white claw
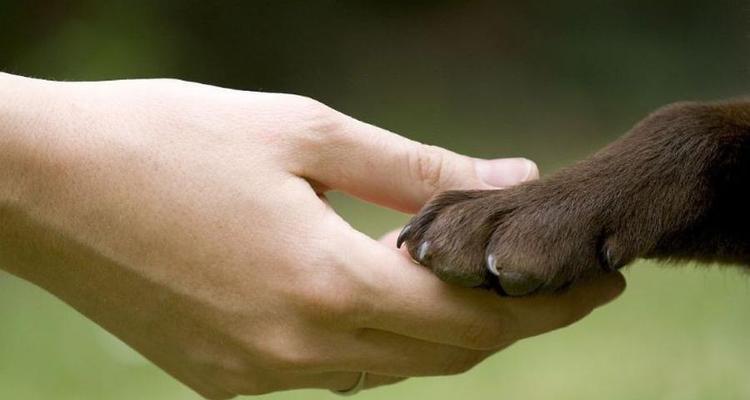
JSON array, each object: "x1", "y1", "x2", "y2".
[
  {"x1": 486, "y1": 254, "x2": 499, "y2": 276},
  {"x1": 417, "y1": 241, "x2": 430, "y2": 262}
]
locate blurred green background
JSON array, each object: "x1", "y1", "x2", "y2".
[{"x1": 1, "y1": 1, "x2": 749, "y2": 399}]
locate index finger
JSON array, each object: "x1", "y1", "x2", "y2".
[{"x1": 346, "y1": 228, "x2": 625, "y2": 350}]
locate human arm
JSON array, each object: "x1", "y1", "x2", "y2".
[{"x1": 0, "y1": 73, "x2": 624, "y2": 398}]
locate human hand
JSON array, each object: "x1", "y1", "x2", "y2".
[{"x1": 0, "y1": 74, "x2": 625, "y2": 398}]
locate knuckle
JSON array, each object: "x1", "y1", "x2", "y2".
[
  {"x1": 249, "y1": 313, "x2": 338, "y2": 374},
  {"x1": 280, "y1": 95, "x2": 348, "y2": 169},
  {"x1": 410, "y1": 144, "x2": 450, "y2": 194},
  {"x1": 299, "y1": 287, "x2": 354, "y2": 320},
  {"x1": 291, "y1": 95, "x2": 343, "y2": 136},
  {"x1": 271, "y1": 351, "x2": 318, "y2": 372},
  {"x1": 294, "y1": 271, "x2": 352, "y2": 314},
  {"x1": 261, "y1": 335, "x2": 320, "y2": 372},
  {"x1": 286, "y1": 258, "x2": 368, "y2": 326}
]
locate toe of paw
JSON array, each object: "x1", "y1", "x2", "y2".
[
  {"x1": 403, "y1": 240, "x2": 431, "y2": 264},
  {"x1": 486, "y1": 254, "x2": 546, "y2": 296},
  {"x1": 404, "y1": 241, "x2": 489, "y2": 287},
  {"x1": 431, "y1": 261, "x2": 489, "y2": 287},
  {"x1": 495, "y1": 270, "x2": 545, "y2": 296}
]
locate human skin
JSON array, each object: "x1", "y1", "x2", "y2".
[{"x1": 0, "y1": 73, "x2": 625, "y2": 398}]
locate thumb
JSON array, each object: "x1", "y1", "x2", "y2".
[{"x1": 301, "y1": 113, "x2": 538, "y2": 213}]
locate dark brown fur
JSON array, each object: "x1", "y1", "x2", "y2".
[{"x1": 397, "y1": 100, "x2": 750, "y2": 296}]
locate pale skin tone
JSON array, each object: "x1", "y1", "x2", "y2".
[{"x1": 0, "y1": 73, "x2": 625, "y2": 399}]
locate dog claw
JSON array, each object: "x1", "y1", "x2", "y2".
[
  {"x1": 600, "y1": 246, "x2": 623, "y2": 272},
  {"x1": 417, "y1": 241, "x2": 430, "y2": 262},
  {"x1": 605, "y1": 248, "x2": 615, "y2": 271},
  {"x1": 486, "y1": 254, "x2": 500, "y2": 276},
  {"x1": 396, "y1": 224, "x2": 412, "y2": 248}
]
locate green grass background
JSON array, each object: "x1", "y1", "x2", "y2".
[{"x1": 1, "y1": 1, "x2": 749, "y2": 398}]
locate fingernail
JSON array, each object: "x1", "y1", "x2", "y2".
[{"x1": 475, "y1": 158, "x2": 539, "y2": 188}]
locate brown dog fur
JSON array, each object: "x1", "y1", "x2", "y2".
[{"x1": 397, "y1": 99, "x2": 750, "y2": 296}]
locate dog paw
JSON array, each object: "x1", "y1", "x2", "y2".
[
  {"x1": 397, "y1": 181, "x2": 627, "y2": 296},
  {"x1": 397, "y1": 101, "x2": 744, "y2": 295}
]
